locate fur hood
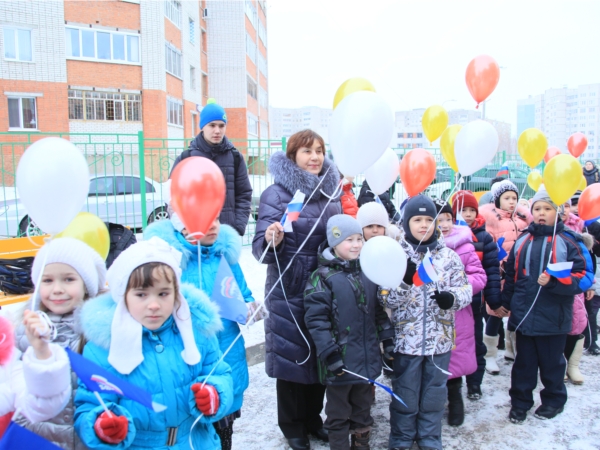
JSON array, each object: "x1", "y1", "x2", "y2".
[
  {"x1": 443, "y1": 225, "x2": 473, "y2": 252},
  {"x1": 582, "y1": 232, "x2": 595, "y2": 251},
  {"x1": 144, "y1": 220, "x2": 242, "y2": 270},
  {"x1": 80, "y1": 283, "x2": 223, "y2": 350},
  {"x1": 268, "y1": 151, "x2": 340, "y2": 200}
]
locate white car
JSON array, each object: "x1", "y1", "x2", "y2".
[{"x1": 0, "y1": 174, "x2": 170, "y2": 237}]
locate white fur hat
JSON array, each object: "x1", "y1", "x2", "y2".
[
  {"x1": 357, "y1": 201, "x2": 390, "y2": 229},
  {"x1": 106, "y1": 236, "x2": 200, "y2": 374}
]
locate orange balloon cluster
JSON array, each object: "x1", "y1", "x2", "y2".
[{"x1": 399, "y1": 149, "x2": 436, "y2": 197}]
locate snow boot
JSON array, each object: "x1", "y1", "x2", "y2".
[
  {"x1": 467, "y1": 384, "x2": 482, "y2": 400},
  {"x1": 567, "y1": 337, "x2": 585, "y2": 385},
  {"x1": 483, "y1": 334, "x2": 500, "y2": 375},
  {"x1": 509, "y1": 407, "x2": 527, "y2": 424},
  {"x1": 350, "y1": 430, "x2": 370, "y2": 449},
  {"x1": 447, "y1": 378, "x2": 464, "y2": 426},
  {"x1": 504, "y1": 330, "x2": 516, "y2": 361},
  {"x1": 534, "y1": 404, "x2": 564, "y2": 420}
]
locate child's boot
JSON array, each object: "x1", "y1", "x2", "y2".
[
  {"x1": 567, "y1": 337, "x2": 585, "y2": 385},
  {"x1": 504, "y1": 330, "x2": 516, "y2": 361},
  {"x1": 447, "y1": 378, "x2": 464, "y2": 426},
  {"x1": 483, "y1": 334, "x2": 500, "y2": 375},
  {"x1": 350, "y1": 430, "x2": 370, "y2": 449}
]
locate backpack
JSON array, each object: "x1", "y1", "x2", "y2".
[
  {"x1": 179, "y1": 148, "x2": 242, "y2": 179},
  {"x1": 104, "y1": 223, "x2": 137, "y2": 268},
  {"x1": 562, "y1": 229, "x2": 594, "y2": 291},
  {"x1": 0, "y1": 257, "x2": 34, "y2": 295}
]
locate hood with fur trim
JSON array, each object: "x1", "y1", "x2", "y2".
[
  {"x1": 80, "y1": 283, "x2": 223, "y2": 350},
  {"x1": 268, "y1": 151, "x2": 340, "y2": 200},
  {"x1": 443, "y1": 224, "x2": 473, "y2": 251}
]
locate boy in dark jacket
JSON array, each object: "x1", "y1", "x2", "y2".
[
  {"x1": 502, "y1": 186, "x2": 586, "y2": 424},
  {"x1": 304, "y1": 214, "x2": 394, "y2": 450}
]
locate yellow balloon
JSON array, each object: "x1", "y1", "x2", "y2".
[
  {"x1": 55, "y1": 212, "x2": 110, "y2": 260},
  {"x1": 333, "y1": 78, "x2": 376, "y2": 109},
  {"x1": 578, "y1": 175, "x2": 587, "y2": 192},
  {"x1": 422, "y1": 105, "x2": 449, "y2": 144},
  {"x1": 439, "y1": 124, "x2": 461, "y2": 172},
  {"x1": 543, "y1": 154, "x2": 582, "y2": 205},
  {"x1": 518, "y1": 128, "x2": 548, "y2": 168},
  {"x1": 527, "y1": 171, "x2": 543, "y2": 192}
]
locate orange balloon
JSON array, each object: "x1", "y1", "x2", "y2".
[
  {"x1": 170, "y1": 157, "x2": 226, "y2": 238},
  {"x1": 578, "y1": 184, "x2": 600, "y2": 221},
  {"x1": 465, "y1": 55, "x2": 500, "y2": 108},
  {"x1": 400, "y1": 149, "x2": 436, "y2": 197},
  {"x1": 544, "y1": 146, "x2": 561, "y2": 163},
  {"x1": 567, "y1": 133, "x2": 588, "y2": 158}
]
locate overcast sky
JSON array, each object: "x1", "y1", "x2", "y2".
[{"x1": 266, "y1": 0, "x2": 600, "y2": 136}]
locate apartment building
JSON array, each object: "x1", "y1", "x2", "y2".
[{"x1": 269, "y1": 106, "x2": 332, "y2": 140}]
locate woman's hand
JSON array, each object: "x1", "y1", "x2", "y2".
[
  {"x1": 264, "y1": 222, "x2": 284, "y2": 248},
  {"x1": 23, "y1": 310, "x2": 51, "y2": 360}
]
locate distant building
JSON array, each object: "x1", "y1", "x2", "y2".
[{"x1": 269, "y1": 106, "x2": 332, "y2": 140}]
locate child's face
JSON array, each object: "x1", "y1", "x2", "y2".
[
  {"x1": 499, "y1": 191, "x2": 518, "y2": 212},
  {"x1": 532, "y1": 201, "x2": 557, "y2": 225},
  {"x1": 199, "y1": 219, "x2": 221, "y2": 246},
  {"x1": 126, "y1": 268, "x2": 176, "y2": 330},
  {"x1": 334, "y1": 234, "x2": 363, "y2": 261},
  {"x1": 409, "y1": 215, "x2": 435, "y2": 241},
  {"x1": 362, "y1": 224, "x2": 385, "y2": 241},
  {"x1": 560, "y1": 203, "x2": 571, "y2": 219},
  {"x1": 461, "y1": 207, "x2": 477, "y2": 227},
  {"x1": 572, "y1": 202, "x2": 579, "y2": 215},
  {"x1": 40, "y1": 263, "x2": 86, "y2": 315},
  {"x1": 437, "y1": 213, "x2": 453, "y2": 236}
]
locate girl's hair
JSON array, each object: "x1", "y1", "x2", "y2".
[
  {"x1": 125, "y1": 262, "x2": 181, "y2": 312},
  {"x1": 286, "y1": 129, "x2": 326, "y2": 163}
]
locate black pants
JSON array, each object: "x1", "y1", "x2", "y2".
[
  {"x1": 509, "y1": 332, "x2": 567, "y2": 411},
  {"x1": 276, "y1": 379, "x2": 326, "y2": 439},
  {"x1": 584, "y1": 295, "x2": 600, "y2": 349},
  {"x1": 325, "y1": 383, "x2": 373, "y2": 450},
  {"x1": 466, "y1": 302, "x2": 486, "y2": 387}
]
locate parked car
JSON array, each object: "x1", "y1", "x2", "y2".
[
  {"x1": 0, "y1": 174, "x2": 169, "y2": 237},
  {"x1": 461, "y1": 166, "x2": 535, "y2": 198}
]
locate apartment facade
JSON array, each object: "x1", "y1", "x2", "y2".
[{"x1": 269, "y1": 106, "x2": 332, "y2": 140}]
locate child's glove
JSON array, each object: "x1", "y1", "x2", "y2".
[
  {"x1": 430, "y1": 290, "x2": 455, "y2": 310},
  {"x1": 382, "y1": 339, "x2": 395, "y2": 361},
  {"x1": 191, "y1": 383, "x2": 220, "y2": 416},
  {"x1": 325, "y1": 351, "x2": 346, "y2": 376},
  {"x1": 403, "y1": 260, "x2": 417, "y2": 285},
  {"x1": 94, "y1": 412, "x2": 128, "y2": 444}
]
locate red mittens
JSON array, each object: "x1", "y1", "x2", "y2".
[
  {"x1": 191, "y1": 383, "x2": 220, "y2": 416},
  {"x1": 94, "y1": 411, "x2": 129, "y2": 444}
]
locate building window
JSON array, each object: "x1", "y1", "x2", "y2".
[
  {"x1": 189, "y1": 18, "x2": 195, "y2": 44},
  {"x1": 247, "y1": 113, "x2": 258, "y2": 136},
  {"x1": 167, "y1": 98, "x2": 183, "y2": 126},
  {"x1": 258, "y1": 21, "x2": 267, "y2": 46},
  {"x1": 247, "y1": 75, "x2": 257, "y2": 99},
  {"x1": 8, "y1": 97, "x2": 37, "y2": 129},
  {"x1": 259, "y1": 86, "x2": 268, "y2": 108},
  {"x1": 165, "y1": 0, "x2": 182, "y2": 28},
  {"x1": 258, "y1": 53, "x2": 267, "y2": 76},
  {"x1": 66, "y1": 27, "x2": 139, "y2": 63},
  {"x1": 201, "y1": 30, "x2": 207, "y2": 53},
  {"x1": 260, "y1": 120, "x2": 268, "y2": 138},
  {"x1": 245, "y1": 0, "x2": 258, "y2": 28},
  {"x1": 246, "y1": 33, "x2": 257, "y2": 63},
  {"x1": 202, "y1": 74, "x2": 208, "y2": 98},
  {"x1": 68, "y1": 90, "x2": 141, "y2": 121},
  {"x1": 190, "y1": 66, "x2": 196, "y2": 90},
  {"x1": 165, "y1": 43, "x2": 182, "y2": 78},
  {"x1": 3, "y1": 27, "x2": 32, "y2": 61}
]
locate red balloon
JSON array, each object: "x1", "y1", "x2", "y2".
[
  {"x1": 465, "y1": 55, "x2": 500, "y2": 108},
  {"x1": 567, "y1": 133, "x2": 588, "y2": 158},
  {"x1": 400, "y1": 149, "x2": 436, "y2": 197},
  {"x1": 578, "y1": 184, "x2": 600, "y2": 220},
  {"x1": 170, "y1": 157, "x2": 226, "y2": 238},
  {"x1": 544, "y1": 146, "x2": 561, "y2": 163}
]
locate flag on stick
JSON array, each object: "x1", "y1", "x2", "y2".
[{"x1": 280, "y1": 190, "x2": 305, "y2": 232}]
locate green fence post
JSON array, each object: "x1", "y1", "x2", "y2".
[
  {"x1": 282, "y1": 136, "x2": 287, "y2": 154},
  {"x1": 138, "y1": 131, "x2": 148, "y2": 230}
]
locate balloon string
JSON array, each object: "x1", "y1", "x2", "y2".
[
  {"x1": 300, "y1": 164, "x2": 332, "y2": 213},
  {"x1": 29, "y1": 236, "x2": 53, "y2": 311}
]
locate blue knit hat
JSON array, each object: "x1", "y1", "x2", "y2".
[{"x1": 200, "y1": 101, "x2": 227, "y2": 129}]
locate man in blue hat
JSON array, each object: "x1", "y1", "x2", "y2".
[{"x1": 171, "y1": 100, "x2": 253, "y2": 236}]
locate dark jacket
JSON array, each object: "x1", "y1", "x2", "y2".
[
  {"x1": 583, "y1": 165, "x2": 599, "y2": 186},
  {"x1": 470, "y1": 216, "x2": 502, "y2": 309},
  {"x1": 170, "y1": 133, "x2": 253, "y2": 236},
  {"x1": 252, "y1": 152, "x2": 341, "y2": 384},
  {"x1": 584, "y1": 219, "x2": 600, "y2": 257},
  {"x1": 304, "y1": 247, "x2": 394, "y2": 385},
  {"x1": 357, "y1": 180, "x2": 400, "y2": 223},
  {"x1": 502, "y1": 221, "x2": 586, "y2": 336}
]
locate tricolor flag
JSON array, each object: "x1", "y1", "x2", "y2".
[
  {"x1": 413, "y1": 250, "x2": 440, "y2": 287},
  {"x1": 280, "y1": 190, "x2": 305, "y2": 232},
  {"x1": 455, "y1": 212, "x2": 468, "y2": 227},
  {"x1": 496, "y1": 165, "x2": 510, "y2": 177},
  {"x1": 545, "y1": 261, "x2": 574, "y2": 285},
  {"x1": 0, "y1": 422, "x2": 61, "y2": 450},
  {"x1": 211, "y1": 256, "x2": 248, "y2": 325},
  {"x1": 497, "y1": 237, "x2": 508, "y2": 260},
  {"x1": 584, "y1": 216, "x2": 600, "y2": 227}
]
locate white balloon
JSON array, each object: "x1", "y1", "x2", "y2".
[
  {"x1": 360, "y1": 236, "x2": 407, "y2": 289},
  {"x1": 329, "y1": 91, "x2": 394, "y2": 176},
  {"x1": 16, "y1": 137, "x2": 89, "y2": 234},
  {"x1": 364, "y1": 148, "x2": 399, "y2": 195},
  {"x1": 454, "y1": 119, "x2": 499, "y2": 176}
]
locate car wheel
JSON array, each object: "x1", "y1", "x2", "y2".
[
  {"x1": 147, "y1": 207, "x2": 169, "y2": 224},
  {"x1": 18, "y1": 215, "x2": 43, "y2": 237}
]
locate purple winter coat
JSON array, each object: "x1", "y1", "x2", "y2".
[{"x1": 443, "y1": 226, "x2": 487, "y2": 379}]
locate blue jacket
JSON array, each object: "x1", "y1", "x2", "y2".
[
  {"x1": 74, "y1": 285, "x2": 234, "y2": 450},
  {"x1": 145, "y1": 221, "x2": 253, "y2": 415}
]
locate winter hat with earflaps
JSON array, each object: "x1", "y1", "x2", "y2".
[
  {"x1": 530, "y1": 184, "x2": 557, "y2": 211},
  {"x1": 357, "y1": 201, "x2": 389, "y2": 229},
  {"x1": 106, "y1": 236, "x2": 200, "y2": 375},
  {"x1": 490, "y1": 179, "x2": 519, "y2": 208}
]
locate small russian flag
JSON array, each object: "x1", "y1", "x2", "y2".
[
  {"x1": 281, "y1": 190, "x2": 306, "y2": 232},
  {"x1": 584, "y1": 216, "x2": 600, "y2": 227},
  {"x1": 545, "y1": 261, "x2": 574, "y2": 285},
  {"x1": 455, "y1": 212, "x2": 468, "y2": 227},
  {"x1": 496, "y1": 165, "x2": 510, "y2": 177},
  {"x1": 497, "y1": 237, "x2": 508, "y2": 260},
  {"x1": 413, "y1": 249, "x2": 440, "y2": 287}
]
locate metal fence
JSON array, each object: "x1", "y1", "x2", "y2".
[{"x1": 0, "y1": 131, "x2": 548, "y2": 245}]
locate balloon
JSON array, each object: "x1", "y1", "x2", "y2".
[
  {"x1": 439, "y1": 125, "x2": 461, "y2": 172},
  {"x1": 55, "y1": 212, "x2": 110, "y2": 260},
  {"x1": 422, "y1": 105, "x2": 449, "y2": 144},
  {"x1": 360, "y1": 236, "x2": 407, "y2": 289},
  {"x1": 578, "y1": 184, "x2": 600, "y2": 221},
  {"x1": 578, "y1": 175, "x2": 588, "y2": 192},
  {"x1": 544, "y1": 146, "x2": 561, "y2": 163},
  {"x1": 329, "y1": 91, "x2": 394, "y2": 176},
  {"x1": 364, "y1": 148, "x2": 399, "y2": 195},
  {"x1": 543, "y1": 154, "x2": 581, "y2": 205},
  {"x1": 399, "y1": 149, "x2": 436, "y2": 197},
  {"x1": 567, "y1": 132, "x2": 588, "y2": 158},
  {"x1": 16, "y1": 137, "x2": 89, "y2": 235},
  {"x1": 170, "y1": 157, "x2": 226, "y2": 238},
  {"x1": 465, "y1": 55, "x2": 500, "y2": 107},
  {"x1": 517, "y1": 128, "x2": 547, "y2": 169},
  {"x1": 332, "y1": 78, "x2": 376, "y2": 110},
  {"x1": 454, "y1": 120, "x2": 499, "y2": 176},
  {"x1": 527, "y1": 171, "x2": 543, "y2": 192}
]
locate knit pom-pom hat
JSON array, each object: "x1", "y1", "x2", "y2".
[{"x1": 491, "y1": 179, "x2": 519, "y2": 208}]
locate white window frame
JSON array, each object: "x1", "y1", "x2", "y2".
[
  {"x1": 258, "y1": 21, "x2": 267, "y2": 47},
  {"x1": 165, "y1": 42, "x2": 182, "y2": 78},
  {"x1": 165, "y1": 0, "x2": 182, "y2": 28},
  {"x1": 259, "y1": 86, "x2": 268, "y2": 108},
  {"x1": 247, "y1": 112, "x2": 258, "y2": 136},
  {"x1": 65, "y1": 27, "x2": 140, "y2": 65},
  {"x1": 7, "y1": 96, "x2": 38, "y2": 131},
  {"x1": 3, "y1": 26, "x2": 33, "y2": 62},
  {"x1": 260, "y1": 120, "x2": 268, "y2": 138},
  {"x1": 167, "y1": 97, "x2": 183, "y2": 127},
  {"x1": 258, "y1": 53, "x2": 267, "y2": 76},
  {"x1": 189, "y1": 18, "x2": 196, "y2": 44},
  {"x1": 245, "y1": 33, "x2": 257, "y2": 63},
  {"x1": 245, "y1": 0, "x2": 258, "y2": 28},
  {"x1": 68, "y1": 89, "x2": 141, "y2": 122}
]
